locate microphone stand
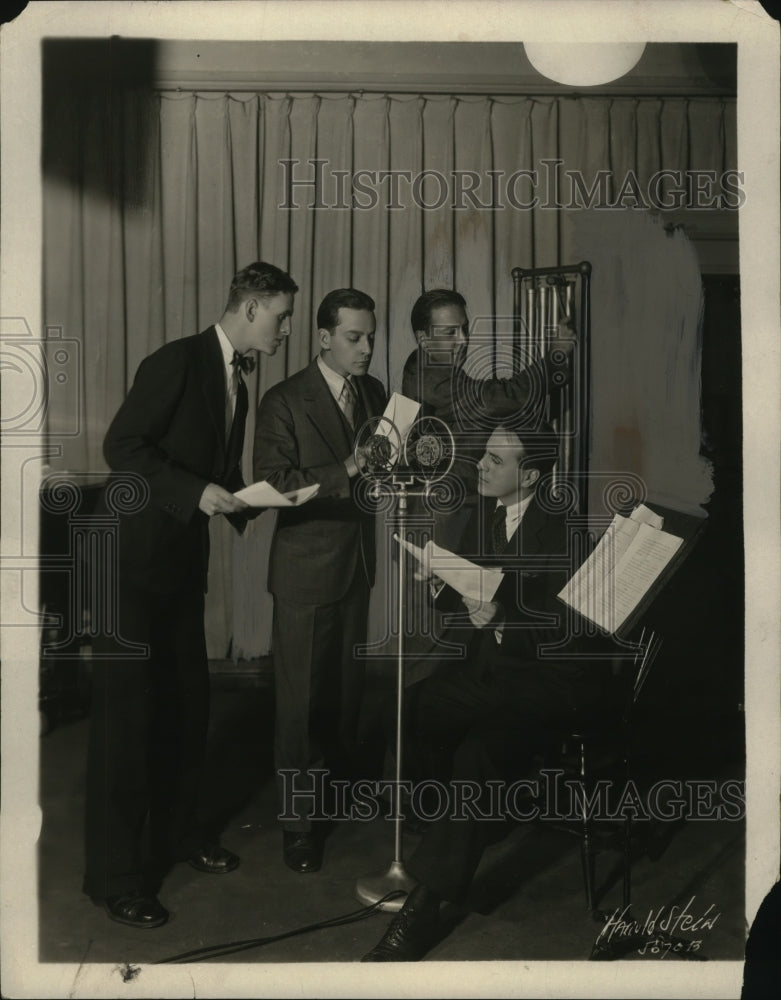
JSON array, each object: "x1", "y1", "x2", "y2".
[{"x1": 354, "y1": 473, "x2": 428, "y2": 912}]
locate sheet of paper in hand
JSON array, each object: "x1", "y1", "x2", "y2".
[
  {"x1": 395, "y1": 534, "x2": 504, "y2": 603},
  {"x1": 233, "y1": 481, "x2": 320, "y2": 507},
  {"x1": 378, "y1": 392, "x2": 420, "y2": 441}
]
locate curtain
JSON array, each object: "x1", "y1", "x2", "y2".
[{"x1": 43, "y1": 91, "x2": 735, "y2": 657}]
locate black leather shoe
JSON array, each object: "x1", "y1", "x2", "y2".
[
  {"x1": 188, "y1": 844, "x2": 240, "y2": 874},
  {"x1": 102, "y1": 894, "x2": 169, "y2": 929},
  {"x1": 361, "y1": 886, "x2": 442, "y2": 961},
  {"x1": 283, "y1": 831, "x2": 322, "y2": 873}
]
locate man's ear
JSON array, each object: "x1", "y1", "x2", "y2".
[
  {"x1": 522, "y1": 467, "x2": 540, "y2": 488},
  {"x1": 318, "y1": 328, "x2": 331, "y2": 351},
  {"x1": 244, "y1": 297, "x2": 262, "y2": 323},
  {"x1": 413, "y1": 329, "x2": 427, "y2": 347}
]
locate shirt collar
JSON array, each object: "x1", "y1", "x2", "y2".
[
  {"x1": 214, "y1": 323, "x2": 236, "y2": 377},
  {"x1": 317, "y1": 354, "x2": 352, "y2": 399},
  {"x1": 497, "y1": 492, "x2": 534, "y2": 539}
]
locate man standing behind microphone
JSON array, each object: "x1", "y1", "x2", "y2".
[{"x1": 253, "y1": 288, "x2": 387, "y2": 874}]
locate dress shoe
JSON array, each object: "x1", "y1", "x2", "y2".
[
  {"x1": 188, "y1": 844, "x2": 240, "y2": 874},
  {"x1": 283, "y1": 831, "x2": 322, "y2": 873},
  {"x1": 361, "y1": 885, "x2": 443, "y2": 961},
  {"x1": 102, "y1": 894, "x2": 169, "y2": 929}
]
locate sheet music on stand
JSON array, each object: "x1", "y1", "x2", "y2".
[{"x1": 558, "y1": 501, "x2": 708, "y2": 637}]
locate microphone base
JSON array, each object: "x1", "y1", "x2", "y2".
[{"x1": 355, "y1": 861, "x2": 417, "y2": 911}]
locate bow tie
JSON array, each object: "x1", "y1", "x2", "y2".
[{"x1": 231, "y1": 350, "x2": 256, "y2": 376}]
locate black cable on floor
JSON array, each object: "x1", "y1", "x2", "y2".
[{"x1": 154, "y1": 890, "x2": 407, "y2": 964}]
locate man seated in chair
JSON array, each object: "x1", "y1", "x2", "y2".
[
  {"x1": 396, "y1": 289, "x2": 578, "y2": 687},
  {"x1": 362, "y1": 422, "x2": 613, "y2": 962}
]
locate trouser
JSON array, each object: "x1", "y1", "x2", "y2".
[
  {"x1": 272, "y1": 572, "x2": 370, "y2": 832},
  {"x1": 404, "y1": 657, "x2": 596, "y2": 902},
  {"x1": 83, "y1": 582, "x2": 209, "y2": 900}
]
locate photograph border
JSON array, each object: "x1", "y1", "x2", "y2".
[{"x1": 1, "y1": 2, "x2": 779, "y2": 996}]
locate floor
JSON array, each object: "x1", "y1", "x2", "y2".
[{"x1": 33, "y1": 659, "x2": 748, "y2": 996}]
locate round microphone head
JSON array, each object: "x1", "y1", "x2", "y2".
[
  {"x1": 354, "y1": 415, "x2": 401, "y2": 476},
  {"x1": 365, "y1": 433, "x2": 393, "y2": 470},
  {"x1": 403, "y1": 416, "x2": 455, "y2": 483},
  {"x1": 414, "y1": 433, "x2": 444, "y2": 468}
]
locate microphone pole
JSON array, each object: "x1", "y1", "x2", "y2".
[
  {"x1": 354, "y1": 417, "x2": 454, "y2": 912},
  {"x1": 355, "y1": 473, "x2": 417, "y2": 911}
]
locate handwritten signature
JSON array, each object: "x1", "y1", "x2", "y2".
[{"x1": 596, "y1": 896, "x2": 721, "y2": 957}]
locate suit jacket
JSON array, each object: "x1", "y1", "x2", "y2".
[
  {"x1": 253, "y1": 358, "x2": 387, "y2": 604},
  {"x1": 438, "y1": 493, "x2": 610, "y2": 682},
  {"x1": 100, "y1": 327, "x2": 249, "y2": 594}
]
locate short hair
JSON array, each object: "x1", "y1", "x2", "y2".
[
  {"x1": 316, "y1": 288, "x2": 376, "y2": 331},
  {"x1": 410, "y1": 289, "x2": 467, "y2": 335},
  {"x1": 497, "y1": 421, "x2": 558, "y2": 480},
  {"x1": 225, "y1": 261, "x2": 299, "y2": 312}
]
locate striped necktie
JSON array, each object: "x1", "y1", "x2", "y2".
[
  {"x1": 491, "y1": 504, "x2": 507, "y2": 554},
  {"x1": 340, "y1": 377, "x2": 357, "y2": 429}
]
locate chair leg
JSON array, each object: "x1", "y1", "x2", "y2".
[
  {"x1": 622, "y1": 812, "x2": 632, "y2": 910},
  {"x1": 622, "y1": 743, "x2": 632, "y2": 912},
  {"x1": 578, "y1": 741, "x2": 596, "y2": 912}
]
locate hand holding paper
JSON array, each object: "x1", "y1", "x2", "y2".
[
  {"x1": 394, "y1": 534, "x2": 503, "y2": 603},
  {"x1": 461, "y1": 595, "x2": 499, "y2": 628},
  {"x1": 233, "y1": 481, "x2": 320, "y2": 508},
  {"x1": 379, "y1": 393, "x2": 421, "y2": 442}
]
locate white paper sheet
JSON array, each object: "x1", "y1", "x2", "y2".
[
  {"x1": 559, "y1": 514, "x2": 682, "y2": 632},
  {"x1": 630, "y1": 502, "x2": 665, "y2": 530},
  {"x1": 395, "y1": 534, "x2": 503, "y2": 603},
  {"x1": 378, "y1": 392, "x2": 420, "y2": 441},
  {"x1": 233, "y1": 481, "x2": 320, "y2": 507}
]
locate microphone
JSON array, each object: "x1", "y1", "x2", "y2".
[
  {"x1": 354, "y1": 414, "x2": 455, "y2": 484},
  {"x1": 354, "y1": 416, "x2": 402, "y2": 476},
  {"x1": 362, "y1": 433, "x2": 394, "y2": 473},
  {"x1": 403, "y1": 416, "x2": 455, "y2": 482},
  {"x1": 412, "y1": 433, "x2": 445, "y2": 469}
]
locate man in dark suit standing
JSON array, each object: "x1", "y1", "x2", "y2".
[
  {"x1": 253, "y1": 288, "x2": 387, "y2": 874},
  {"x1": 402, "y1": 289, "x2": 576, "y2": 504},
  {"x1": 84, "y1": 261, "x2": 298, "y2": 928},
  {"x1": 362, "y1": 423, "x2": 613, "y2": 961}
]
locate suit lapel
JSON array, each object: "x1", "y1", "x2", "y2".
[
  {"x1": 197, "y1": 327, "x2": 227, "y2": 467},
  {"x1": 354, "y1": 376, "x2": 380, "y2": 421},
  {"x1": 517, "y1": 495, "x2": 548, "y2": 556},
  {"x1": 486, "y1": 493, "x2": 547, "y2": 560},
  {"x1": 302, "y1": 359, "x2": 352, "y2": 460}
]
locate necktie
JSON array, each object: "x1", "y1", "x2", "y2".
[
  {"x1": 226, "y1": 351, "x2": 253, "y2": 435},
  {"x1": 340, "y1": 377, "x2": 357, "y2": 428},
  {"x1": 491, "y1": 503, "x2": 507, "y2": 555},
  {"x1": 231, "y1": 350, "x2": 256, "y2": 376},
  {"x1": 225, "y1": 368, "x2": 248, "y2": 475}
]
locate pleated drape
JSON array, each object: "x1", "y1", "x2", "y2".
[{"x1": 43, "y1": 91, "x2": 734, "y2": 657}]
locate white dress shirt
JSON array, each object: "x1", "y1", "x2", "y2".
[
  {"x1": 496, "y1": 492, "x2": 534, "y2": 543},
  {"x1": 317, "y1": 355, "x2": 355, "y2": 421},
  {"x1": 489, "y1": 492, "x2": 534, "y2": 640},
  {"x1": 215, "y1": 323, "x2": 239, "y2": 431}
]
